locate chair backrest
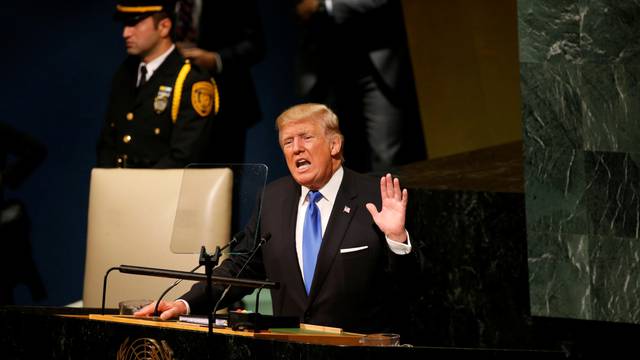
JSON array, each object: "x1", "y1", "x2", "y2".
[{"x1": 82, "y1": 168, "x2": 232, "y2": 308}]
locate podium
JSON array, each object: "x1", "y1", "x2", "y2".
[{"x1": 0, "y1": 307, "x2": 565, "y2": 359}]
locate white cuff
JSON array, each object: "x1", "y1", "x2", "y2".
[
  {"x1": 386, "y1": 230, "x2": 412, "y2": 255},
  {"x1": 175, "y1": 299, "x2": 191, "y2": 315},
  {"x1": 325, "y1": 0, "x2": 334, "y2": 14}
]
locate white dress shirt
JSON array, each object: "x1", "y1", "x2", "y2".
[{"x1": 137, "y1": 44, "x2": 176, "y2": 86}]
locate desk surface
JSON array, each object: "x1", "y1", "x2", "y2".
[{"x1": 85, "y1": 313, "x2": 365, "y2": 346}]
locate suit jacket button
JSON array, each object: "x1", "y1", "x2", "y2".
[
  {"x1": 122, "y1": 134, "x2": 132, "y2": 144},
  {"x1": 126, "y1": 112, "x2": 134, "y2": 121},
  {"x1": 154, "y1": 128, "x2": 161, "y2": 135}
]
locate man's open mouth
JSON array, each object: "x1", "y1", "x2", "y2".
[{"x1": 296, "y1": 159, "x2": 311, "y2": 169}]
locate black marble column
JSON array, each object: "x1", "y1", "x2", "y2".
[
  {"x1": 519, "y1": 0, "x2": 640, "y2": 323},
  {"x1": 399, "y1": 142, "x2": 531, "y2": 347}
]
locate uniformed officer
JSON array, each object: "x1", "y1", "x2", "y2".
[{"x1": 97, "y1": 0, "x2": 219, "y2": 168}]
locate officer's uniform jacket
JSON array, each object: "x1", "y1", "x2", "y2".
[{"x1": 98, "y1": 48, "x2": 218, "y2": 168}]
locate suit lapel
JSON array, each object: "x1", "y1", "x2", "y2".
[
  {"x1": 306, "y1": 170, "x2": 358, "y2": 305},
  {"x1": 279, "y1": 179, "x2": 308, "y2": 307}
]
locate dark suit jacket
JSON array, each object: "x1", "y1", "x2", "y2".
[
  {"x1": 97, "y1": 49, "x2": 214, "y2": 168},
  {"x1": 197, "y1": 0, "x2": 265, "y2": 126},
  {"x1": 296, "y1": 0, "x2": 415, "y2": 102},
  {"x1": 182, "y1": 168, "x2": 421, "y2": 333}
]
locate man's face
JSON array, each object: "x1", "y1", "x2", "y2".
[
  {"x1": 280, "y1": 118, "x2": 341, "y2": 190},
  {"x1": 122, "y1": 16, "x2": 163, "y2": 58}
]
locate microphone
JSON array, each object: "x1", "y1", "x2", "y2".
[
  {"x1": 152, "y1": 231, "x2": 246, "y2": 317},
  {"x1": 211, "y1": 232, "x2": 271, "y2": 322}
]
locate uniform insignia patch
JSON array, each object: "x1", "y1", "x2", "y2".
[
  {"x1": 191, "y1": 81, "x2": 215, "y2": 117},
  {"x1": 154, "y1": 86, "x2": 172, "y2": 114}
]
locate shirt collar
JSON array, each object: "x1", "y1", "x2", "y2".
[
  {"x1": 139, "y1": 44, "x2": 175, "y2": 78},
  {"x1": 301, "y1": 166, "x2": 344, "y2": 203}
]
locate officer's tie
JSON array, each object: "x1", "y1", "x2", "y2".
[
  {"x1": 138, "y1": 64, "x2": 148, "y2": 87},
  {"x1": 302, "y1": 190, "x2": 323, "y2": 295}
]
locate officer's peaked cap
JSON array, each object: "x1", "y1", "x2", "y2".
[{"x1": 114, "y1": 0, "x2": 176, "y2": 23}]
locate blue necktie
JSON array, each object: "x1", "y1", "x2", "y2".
[{"x1": 303, "y1": 190, "x2": 323, "y2": 295}]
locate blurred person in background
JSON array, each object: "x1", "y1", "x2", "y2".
[
  {"x1": 0, "y1": 122, "x2": 47, "y2": 304},
  {"x1": 293, "y1": 0, "x2": 426, "y2": 173},
  {"x1": 173, "y1": 0, "x2": 265, "y2": 164}
]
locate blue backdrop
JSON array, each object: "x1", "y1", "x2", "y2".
[{"x1": 1, "y1": 0, "x2": 296, "y2": 306}]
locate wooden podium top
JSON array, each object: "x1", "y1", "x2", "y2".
[{"x1": 84, "y1": 314, "x2": 365, "y2": 346}]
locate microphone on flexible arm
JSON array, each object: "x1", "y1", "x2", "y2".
[
  {"x1": 211, "y1": 232, "x2": 271, "y2": 324},
  {"x1": 151, "y1": 230, "x2": 246, "y2": 317}
]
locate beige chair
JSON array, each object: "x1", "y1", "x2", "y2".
[{"x1": 82, "y1": 168, "x2": 232, "y2": 309}]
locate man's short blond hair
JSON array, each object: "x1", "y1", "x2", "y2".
[{"x1": 277, "y1": 103, "x2": 343, "y2": 137}]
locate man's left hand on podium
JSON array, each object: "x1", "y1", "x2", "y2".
[{"x1": 134, "y1": 300, "x2": 187, "y2": 320}]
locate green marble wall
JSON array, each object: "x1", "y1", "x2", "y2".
[{"x1": 519, "y1": 0, "x2": 640, "y2": 322}]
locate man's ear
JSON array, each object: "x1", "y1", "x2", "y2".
[
  {"x1": 159, "y1": 18, "x2": 172, "y2": 38},
  {"x1": 330, "y1": 135, "x2": 342, "y2": 157}
]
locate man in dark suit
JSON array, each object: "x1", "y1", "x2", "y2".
[
  {"x1": 137, "y1": 103, "x2": 420, "y2": 333},
  {"x1": 173, "y1": 0, "x2": 265, "y2": 163},
  {"x1": 294, "y1": 0, "x2": 426, "y2": 173},
  {"x1": 0, "y1": 122, "x2": 47, "y2": 305},
  {"x1": 97, "y1": 0, "x2": 218, "y2": 168}
]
